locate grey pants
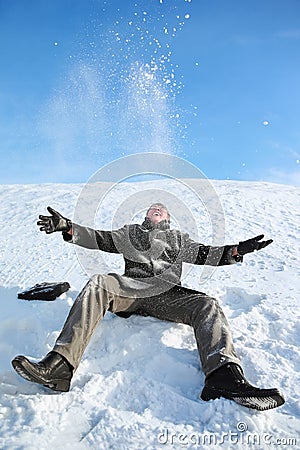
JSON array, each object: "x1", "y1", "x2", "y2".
[{"x1": 53, "y1": 274, "x2": 241, "y2": 377}]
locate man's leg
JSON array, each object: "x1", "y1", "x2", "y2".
[
  {"x1": 12, "y1": 274, "x2": 137, "y2": 390},
  {"x1": 134, "y1": 285, "x2": 241, "y2": 377},
  {"x1": 135, "y1": 286, "x2": 285, "y2": 411},
  {"x1": 52, "y1": 274, "x2": 135, "y2": 370}
]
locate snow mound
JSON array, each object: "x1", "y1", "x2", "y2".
[{"x1": 0, "y1": 180, "x2": 299, "y2": 449}]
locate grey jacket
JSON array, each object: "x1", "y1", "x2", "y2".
[{"x1": 63, "y1": 218, "x2": 242, "y2": 295}]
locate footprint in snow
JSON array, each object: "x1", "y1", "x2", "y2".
[{"x1": 221, "y1": 287, "x2": 265, "y2": 318}]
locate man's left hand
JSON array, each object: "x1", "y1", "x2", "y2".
[{"x1": 237, "y1": 235, "x2": 273, "y2": 256}]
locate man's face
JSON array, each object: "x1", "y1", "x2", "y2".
[{"x1": 146, "y1": 205, "x2": 169, "y2": 224}]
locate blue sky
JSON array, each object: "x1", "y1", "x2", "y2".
[{"x1": 0, "y1": 0, "x2": 300, "y2": 185}]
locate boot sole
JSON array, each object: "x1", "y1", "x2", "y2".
[
  {"x1": 12, "y1": 356, "x2": 71, "y2": 392},
  {"x1": 200, "y1": 385, "x2": 285, "y2": 411}
]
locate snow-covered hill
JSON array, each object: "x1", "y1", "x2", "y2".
[{"x1": 0, "y1": 180, "x2": 299, "y2": 449}]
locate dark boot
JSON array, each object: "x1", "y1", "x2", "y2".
[
  {"x1": 200, "y1": 363, "x2": 285, "y2": 411},
  {"x1": 12, "y1": 351, "x2": 73, "y2": 392}
]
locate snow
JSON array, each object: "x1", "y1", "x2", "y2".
[{"x1": 0, "y1": 179, "x2": 299, "y2": 449}]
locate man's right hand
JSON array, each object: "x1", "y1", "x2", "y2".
[{"x1": 37, "y1": 207, "x2": 72, "y2": 234}]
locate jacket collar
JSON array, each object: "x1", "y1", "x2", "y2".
[{"x1": 141, "y1": 217, "x2": 170, "y2": 231}]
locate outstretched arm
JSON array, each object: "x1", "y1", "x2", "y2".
[
  {"x1": 37, "y1": 206, "x2": 122, "y2": 253},
  {"x1": 62, "y1": 223, "x2": 122, "y2": 253},
  {"x1": 182, "y1": 234, "x2": 272, "y2": 266},
  {"x1": 181, "y1": 234, "x2": 241, "y2": 266}
]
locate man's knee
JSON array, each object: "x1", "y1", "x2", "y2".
[
  {"x1": 192, "y1": 294, "x2": 221, "y2": 316},
  {"x1": 202, "y1": 294, "x2": 219, "y2": 306},
  {"x1": 87, "y1": 274, "x2": 120, "y2": 295}
]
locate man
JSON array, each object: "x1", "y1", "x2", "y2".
[{"x1": 12, "y1": 203, "x2": 285, "y2": 411}]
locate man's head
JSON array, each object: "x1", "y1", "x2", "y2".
[{"x1": 146, "y1": 203, "x2": 170, "y2": 224}]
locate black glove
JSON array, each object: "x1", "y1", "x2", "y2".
[
  {"x1": 37, "y1": 206, "x2": 72, "y2": 234},
  {"x1": 237, "y1": 234, "x2": 273, "y2": 256}
]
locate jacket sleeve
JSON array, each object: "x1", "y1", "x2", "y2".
[
  {"x1": 181, "y1": 233, "x2": 243, "y2": 266},
  {"x1": 62, "y1": 223, "x2": 126, "y2": 254}
]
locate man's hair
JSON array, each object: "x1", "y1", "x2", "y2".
[{"x1": 146, "y1": 203, "x2": 170, "y2": 220}]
